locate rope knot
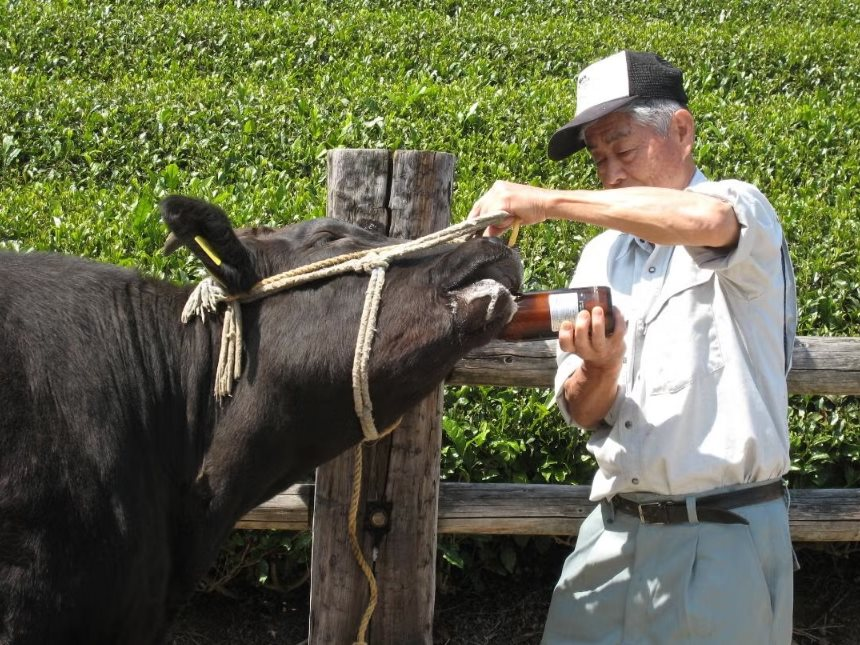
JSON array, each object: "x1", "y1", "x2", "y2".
[
  {"x1": 181, "y1": 277, "x2": 242, "y2": 402},
  {"x1": 356, "y1": 251, "x2": 389, "y2": 273},
  {"x1": 181, "y1": 277, "x2": 229, "y2": 323}
]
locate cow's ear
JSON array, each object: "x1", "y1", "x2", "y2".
[{"x1": 159, "y1": 195, "x2": 260, "y2": 293}]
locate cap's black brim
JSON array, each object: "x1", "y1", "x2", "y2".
[
  {"x1": 547, "y1": 96, "x2": 639, "y2": 161},
  {"x1": 547, "y1": 126, "x2": 585, "y2": 161}
]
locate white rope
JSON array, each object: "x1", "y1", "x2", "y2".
[
  {"x1": 180, "y1": 210, "x2": 513, "y2": 436},
  {"x1": 181, "y1": 276, "x2": 227, "y2": 323},
  {"x1": 215, "y1": 302, "x2": 243, "y2": 399},
  {"x1": 352, "y1": 265, "x2": 387, "y2": 440}
]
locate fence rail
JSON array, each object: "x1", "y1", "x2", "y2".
[
  {"x1": 239, "y1": 335, "x2": 860, "y2": 542},
  {"x1": 238, "y1": 483, "x2": 860, "y2": 542},
  {"x1": 447, "y1": 336, "x2": 860, "y2": 394}
]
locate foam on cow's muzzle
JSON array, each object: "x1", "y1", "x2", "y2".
[{"x1": 450, "y1": 278, "x2": 516, "y2": 325}]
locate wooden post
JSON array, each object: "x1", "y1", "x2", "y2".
[{"x1": 308, "y1": 149, "x2": 455, "y2": 644}]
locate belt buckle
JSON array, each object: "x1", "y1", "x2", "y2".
[{"x1": 637, "y1": 500, "x2": 671, "y2": 524}]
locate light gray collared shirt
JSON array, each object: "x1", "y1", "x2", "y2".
[{"x1": 554, "y1": 169, "x2": 797, "y2": 500}]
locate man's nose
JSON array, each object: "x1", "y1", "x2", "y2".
[{"x1": 600, "y1": 158, "x2": 625, "y2": 188}]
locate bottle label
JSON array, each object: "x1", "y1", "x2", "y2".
[{"x1": 548, "y1": 292, "x2": 583, "y2": 331}]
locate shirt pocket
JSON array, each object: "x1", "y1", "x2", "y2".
[{"x1": 643, "y1": 269, "x2": 725, "y2": 396}]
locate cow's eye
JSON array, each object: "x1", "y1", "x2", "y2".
[
  {"x1": 310, "y1": 231, "x2": 340, "y2": 248},
  {"x1": 357, "y1": 218, "x2": 385, "y2": 235}
]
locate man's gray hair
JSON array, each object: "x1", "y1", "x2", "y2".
[{"x1": 581, "y1": 98, "x2": 687, "y2": 143}]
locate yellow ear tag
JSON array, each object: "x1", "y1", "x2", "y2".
[
  {"x1": 507, "y1": 221, "x2": 520, "y2": 248},
  {"x1": 194, "y1": 235, "x2": 223, "y2": 267}
]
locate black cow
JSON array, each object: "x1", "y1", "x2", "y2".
[{"x1": 0, "y1": 196, "x2": 522, "y2": 644}]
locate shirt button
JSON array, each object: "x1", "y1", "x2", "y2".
[
  {"x1": 624, "y1": 420, "x2": 632, "y2": 428},
  {"x1": 632, "y1": 478, "x2": 640, "y2": 485},
  {"x1": 648, "y1": 266, "x2": 656, "y2": 273}
]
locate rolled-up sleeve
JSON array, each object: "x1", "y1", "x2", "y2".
[{"x1": 685, "y1": 180, "x2": 785, "y2": 299}]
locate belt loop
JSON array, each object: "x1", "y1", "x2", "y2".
[
  {"x1": 685, "y1": 495, "x2": 699, "y2": 524},
  {"x1": 602, "y1": 498, "x2": 615, "y2": 523}
]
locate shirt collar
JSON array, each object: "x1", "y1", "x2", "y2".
[{"x1": 687, "y1": 167, "x2": 708, "y2": 187}]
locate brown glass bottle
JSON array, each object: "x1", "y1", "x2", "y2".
[{"x1": 499, "y1": 286, "x2": 615, "y2": 341}]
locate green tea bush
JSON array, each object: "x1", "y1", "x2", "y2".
[{"x1": 2, "y1": 0, "x2": 858, "y2": 589}]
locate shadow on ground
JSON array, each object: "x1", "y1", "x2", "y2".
[{"x1": 169, "y1": 542, "x2": 860, "y2": 645}]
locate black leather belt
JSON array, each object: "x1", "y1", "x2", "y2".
[{"x1": 611, "y1": 480, "x2": 785, "y2": 525}]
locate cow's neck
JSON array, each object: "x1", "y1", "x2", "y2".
[
  {"x1": 138, "y1": 285, "x2": 237, "y2": 598},
  {"x1": 169, "y1": 307, "x2": 367, "y2": 593}
]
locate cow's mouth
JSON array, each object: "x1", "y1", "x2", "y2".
[
  {"x1": 443, "y1": 243, "x2": 522, "y2": 336},
  {"x1": 450, "y1": 278, "x2": 517, "y2": 329}
]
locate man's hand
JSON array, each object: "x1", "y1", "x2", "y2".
[
  {"x1": 560, "y1": 306, "x2": 627, "y2": 429},
  {"x1": 468, "y1": 180, "x2": 551, "y2": 236},
  {"x1": 558, "y1": 306, "x2": 625, "y2": 367}
]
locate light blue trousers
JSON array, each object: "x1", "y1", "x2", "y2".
[{"x1": 541, "y1": 485, "x2": 795, "y2": 645}]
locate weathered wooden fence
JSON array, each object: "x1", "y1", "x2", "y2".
[
  {"x1": 236, "y1": 149, "x2": 860, "y2": 644},
  {"x1": 240, "y1": 337, "x2": 860, "y2": 542},
  {"x1": 307, "y1": 148, "x2": 453, "y2": 644}
]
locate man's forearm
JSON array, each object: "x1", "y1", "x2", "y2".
[
  {"x1": 562, "y1": 362, "x2": 622, "y2": 429},
  {"x1": 547, "y1": 186, "x2": 740, "y2": 248}
]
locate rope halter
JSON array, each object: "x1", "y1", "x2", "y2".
[{"x1": 180, "y1": 210, "x2": 515, "y2": 441}]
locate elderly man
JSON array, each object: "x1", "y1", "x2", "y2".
[{"x1": 470, "y1": 50, "x2": 797, "y2": 644}]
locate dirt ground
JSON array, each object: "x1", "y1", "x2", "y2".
[{"x1": 169, "y1": 542, "x2": 860, "y2": 645}]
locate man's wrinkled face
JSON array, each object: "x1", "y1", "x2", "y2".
[{"x1": 584, "y1": 111, "x2": 689, "y2": 190}]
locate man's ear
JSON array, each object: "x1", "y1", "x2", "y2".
[
  {"x1": 159, "y1": 195, "x2": 260, "y2": 293},
  {"x1": 672, "y1": 108, "x2": 696, "y2": 150}
]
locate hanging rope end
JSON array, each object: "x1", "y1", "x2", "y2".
[
  {"x1": 181, "y1": 277, "x2": 229, "y2": 324},
  {"x1": 213, "y1": 301, "x2": 243, "y2": 399}
]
